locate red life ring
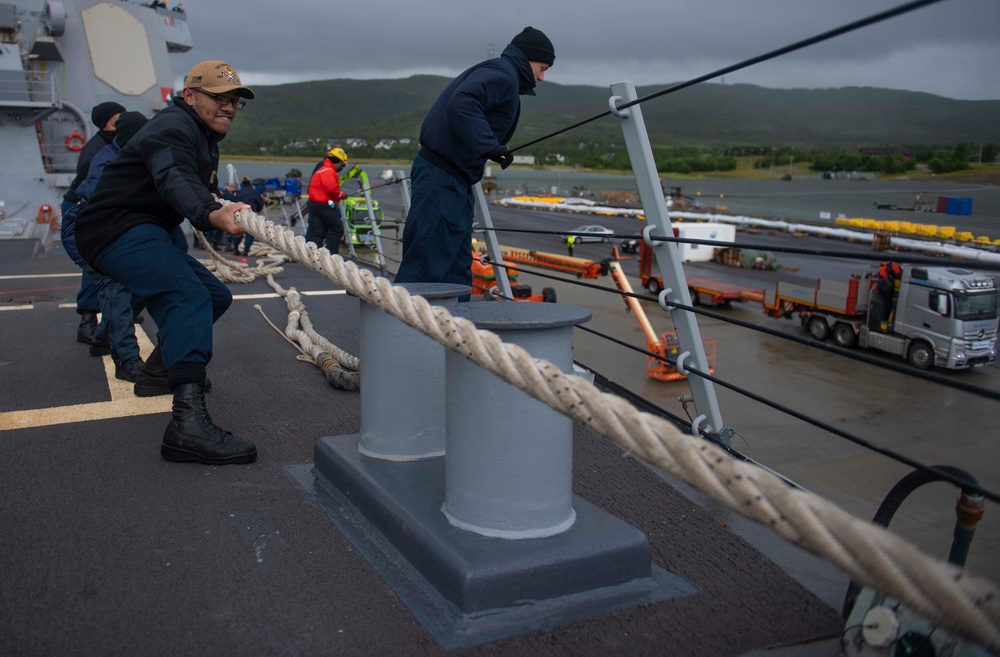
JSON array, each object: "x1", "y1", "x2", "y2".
[
  {"x1": 66, "y1": 132, "x2": 85, "y2": 152},
  {"x1": 36, "y1": 204, "x2": 54, "y2": 224}
]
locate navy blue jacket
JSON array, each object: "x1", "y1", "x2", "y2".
[
  {"x1": 234, "y1": 183, "x2": 264, "y2": 213},
  {"x1": 76, "y1": 96, "x2": 224, "y2": 263},
  {"x1": 63, "y1": 129, "x2": 116, "y2": 204},
  {"x1": 60, "y1": 141, "x2": 122, "y2": 266},
  {"x1": 418, "y1": 44, "x2": 536, "y2": 185}
]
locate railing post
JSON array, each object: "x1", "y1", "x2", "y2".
[
  {"x1": 609, "y1": 80, "x2": 726, "y2": 439},
  {"x1": 473, "y1": 182, "x2": 513, "y2": 300},
  {"x1": 397, "y1": 170, "x2": 411, "y2": 216}
]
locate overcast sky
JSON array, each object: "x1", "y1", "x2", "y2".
[{"x1": 172, "y1": 0, "x2": 999, "y2": 101}]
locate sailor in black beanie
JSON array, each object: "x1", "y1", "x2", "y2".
[
  {"x1": 511, "y1": 26, "x2": 555, "y2": 67},
  {"x1": 395, "y1": 26, "x2": 555, "y2": 295},
  {"x1": 63, "y1": 100, "x2": 126, "y2": 347}
]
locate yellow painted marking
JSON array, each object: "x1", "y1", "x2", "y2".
[
  {"x1": 1, "y1": 288, "x2": 347, "y2": 428},
  {"x1": 0, "y1": 324, "x2": 171, "y2": 431}
]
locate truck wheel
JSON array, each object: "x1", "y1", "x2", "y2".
[
  {"x1": 833, "y1": 323, "x2": 856, "y2": 348},
  {"x1": 688, "y1": 288, "x2": 700, "y2": 306},
  {"x1": 647, "y1": 279, "x2": 662, "y2": 295},
  {"x1": 907, "y1": 341, "x2": 934, "y2": 370},
  {"x1": 807, "y1": 316, "x2": 831, "y2": 341},
  {"x1": 542, "y1": 287, "x2": 557, "y2": 303}
]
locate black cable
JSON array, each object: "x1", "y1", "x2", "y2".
[
  {"x1": 681, "y1": 361, "x2": 1000, "y2": 504},
  {"x1": 483, "y1": 226, "x2": 1000, "y2": 273},
  {"x1": 486, "y1": 258, "x2": 1000, "y2": 403},
  {"x1": 577, "y1": 319, "x2": 999, "y2": 502},
  {"x1": 512, "y1": 0, "x2": 947, "y2": 152},
  {"x1": 617, "y1": 0, "x2": 947, "y2": 111}
]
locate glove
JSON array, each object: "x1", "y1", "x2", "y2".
[{"x1": 488, "y1": 145, "x2": 514, "y2": 170}]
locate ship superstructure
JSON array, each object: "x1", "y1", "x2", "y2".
[{"x1": 0, "y1": 0, "x2": 190, "y2": 237}]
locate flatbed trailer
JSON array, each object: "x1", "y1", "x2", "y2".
[
  {"x1": 638, "y1": 239, "x2": 762, "y2": 306},
  {"x1": 686, "y1": 277, "x2": 764, "y2": 306}
]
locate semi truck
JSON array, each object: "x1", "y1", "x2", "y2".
[{"x1": 761, "y1": 263, "x2": 998, "y2": 370}]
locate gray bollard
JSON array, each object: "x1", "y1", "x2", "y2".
[
  {"x1": 443, "y1": 301, "x2": 592, "y2": 538},
  {"x1": 357, "y1": 283, "x2": 469, "y2": 460},
  {"x1": 304, "y1": 297, "x2": 692, "y2": 631}
]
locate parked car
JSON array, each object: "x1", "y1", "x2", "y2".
[
  {"x1": 564, "y1": 225, "x2": 614, "y2": 243},
  {"x1": 619, "y1": 238, "x2": 640, "y2": 253}
]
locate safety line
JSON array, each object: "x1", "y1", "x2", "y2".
[
  {"x1": 484, "y1": 226, "x2": 1000, "y2": 272},
  {"x1": 512, "y1": 0, "x2": 948, "y2": 152},
  {"x1": 492, "y1": 259, "x2": 1000, "y2": 403}
]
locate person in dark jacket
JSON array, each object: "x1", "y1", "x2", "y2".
[
  {"x1": 64, "y1": 101, "x2": 125, "y2": 347},
  {"x1": 62, "y1": 111, "x2": 149, "y2": 382},
  {"x1": 394, "y1": 27, "x2": 554, "y2": 296},
  {"x1": 227, "y1": 177, "x2": 264, "y2": 255},
  {"x1": 75, "y1": 60, "x2": 257, "y2": 466}
]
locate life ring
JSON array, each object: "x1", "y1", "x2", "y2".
[
  {"x1": 36, "y1": 204, "x2": 54, "y2": 224},
  {"x1": 66, "y1": 132, "x2": 85, "y2": 152}
]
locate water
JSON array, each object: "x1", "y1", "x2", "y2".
[{"x1": 221, "y1": 159, "x2": 1000, "y2": 239}]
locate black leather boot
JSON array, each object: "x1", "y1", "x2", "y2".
[
  {"x1": 76, "y1": 312, "x2": 98, "y2": 344},
  {"x1": 134, "y1": 346, "x2": 212, "y2": 397},
  {"x1": 134, "y1": 345, "x2": 169, "y2": 397},
  {"x1": 160, "y1": 382, "x2": 257, "y2": 465}
]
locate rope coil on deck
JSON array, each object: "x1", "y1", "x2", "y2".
[
  {"x1": 263, "y1": 275, "x2": 360, "y2": 390},
  {"x1": 232, "y1": 206, "x2": 1000, "y2": 652}
]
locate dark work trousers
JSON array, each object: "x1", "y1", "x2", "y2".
[
  {"x1": 307, "y1": 201, "x2": 345, "y2": 252},
  {"x1": 61, "y1": 198, "x2": 100, "y2": 315},
  {"x1": 394, "y1": 155, "x2": 474, "y2": 295},
  {"x1": 304, "y1": 205, "x2": 326, "y2": 246},
  {"x1": 90, "y1": 223, "x2": 232, "y2": 388},
  {"x1": 84, "y1": 261, "x2": 142, "y2": 364}
]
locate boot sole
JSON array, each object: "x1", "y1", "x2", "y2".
[{"x1": 160, "y1": 444, "x2": 257, "y2": 465}]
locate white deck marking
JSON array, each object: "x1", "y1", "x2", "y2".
[
  {"x1": 232, "y1": 290, "x2": 347, "y2": 300},
  {"x1": 0, "y1": 273, "x2": 81, "y2": 280},
  {"x1": 1, "y1": 290, "x2": 345, "y2": 429}
]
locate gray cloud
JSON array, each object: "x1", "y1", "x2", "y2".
[{"x1": 175, "y1": 0, "x2": 999, "y2": 100}]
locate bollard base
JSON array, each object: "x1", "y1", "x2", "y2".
[{"x1": 288, "y1": 434, "x2": 695, "y2": 649}]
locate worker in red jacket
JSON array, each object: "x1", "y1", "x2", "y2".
[{"x1": 306, "y1": 147, "x2": 348, "y2": 252}]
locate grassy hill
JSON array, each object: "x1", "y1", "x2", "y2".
[{"x1": 223, "y1": 76, "x2": 1000, "y2": 158}]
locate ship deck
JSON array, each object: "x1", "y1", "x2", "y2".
[{"x1": 0, "y1": 238, "x2": 846, "y2": 656}]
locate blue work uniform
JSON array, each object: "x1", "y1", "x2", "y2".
[{"x1": 395, "y1": 43, "x2": 537, "y2": 293}]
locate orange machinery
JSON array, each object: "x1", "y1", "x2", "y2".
[{"x1": 472, "y1": 242, "x2": 714, "y2": 381}]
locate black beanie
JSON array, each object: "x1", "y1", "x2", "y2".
[
  {"x1": 113, "y1": 111, "x2": 147, "y2": 148},
  {"x1": 511, "y1": 26, "x2": 555, "y2": 66},
  {"x1": 91, "y1": 101, "x2": 126, "y2": 130}
]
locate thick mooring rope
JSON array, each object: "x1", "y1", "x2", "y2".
[
  {"x1": 233, "y1": 208, "x2": 1000, "y2": 651},
  {"x1": 192, "y1": 227, "x2": 285, "y2": 283},
  {"x1": 263, "y1": 274, "x2": 360, "y2": 390}
]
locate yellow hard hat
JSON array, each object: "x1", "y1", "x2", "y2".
[{"x1": 326, "y1": 147, "x2": 348, "y2": 163}]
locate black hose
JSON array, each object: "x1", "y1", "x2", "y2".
[{"x1": 841, "y1": 465, "x2": 982, "y2": 618}]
